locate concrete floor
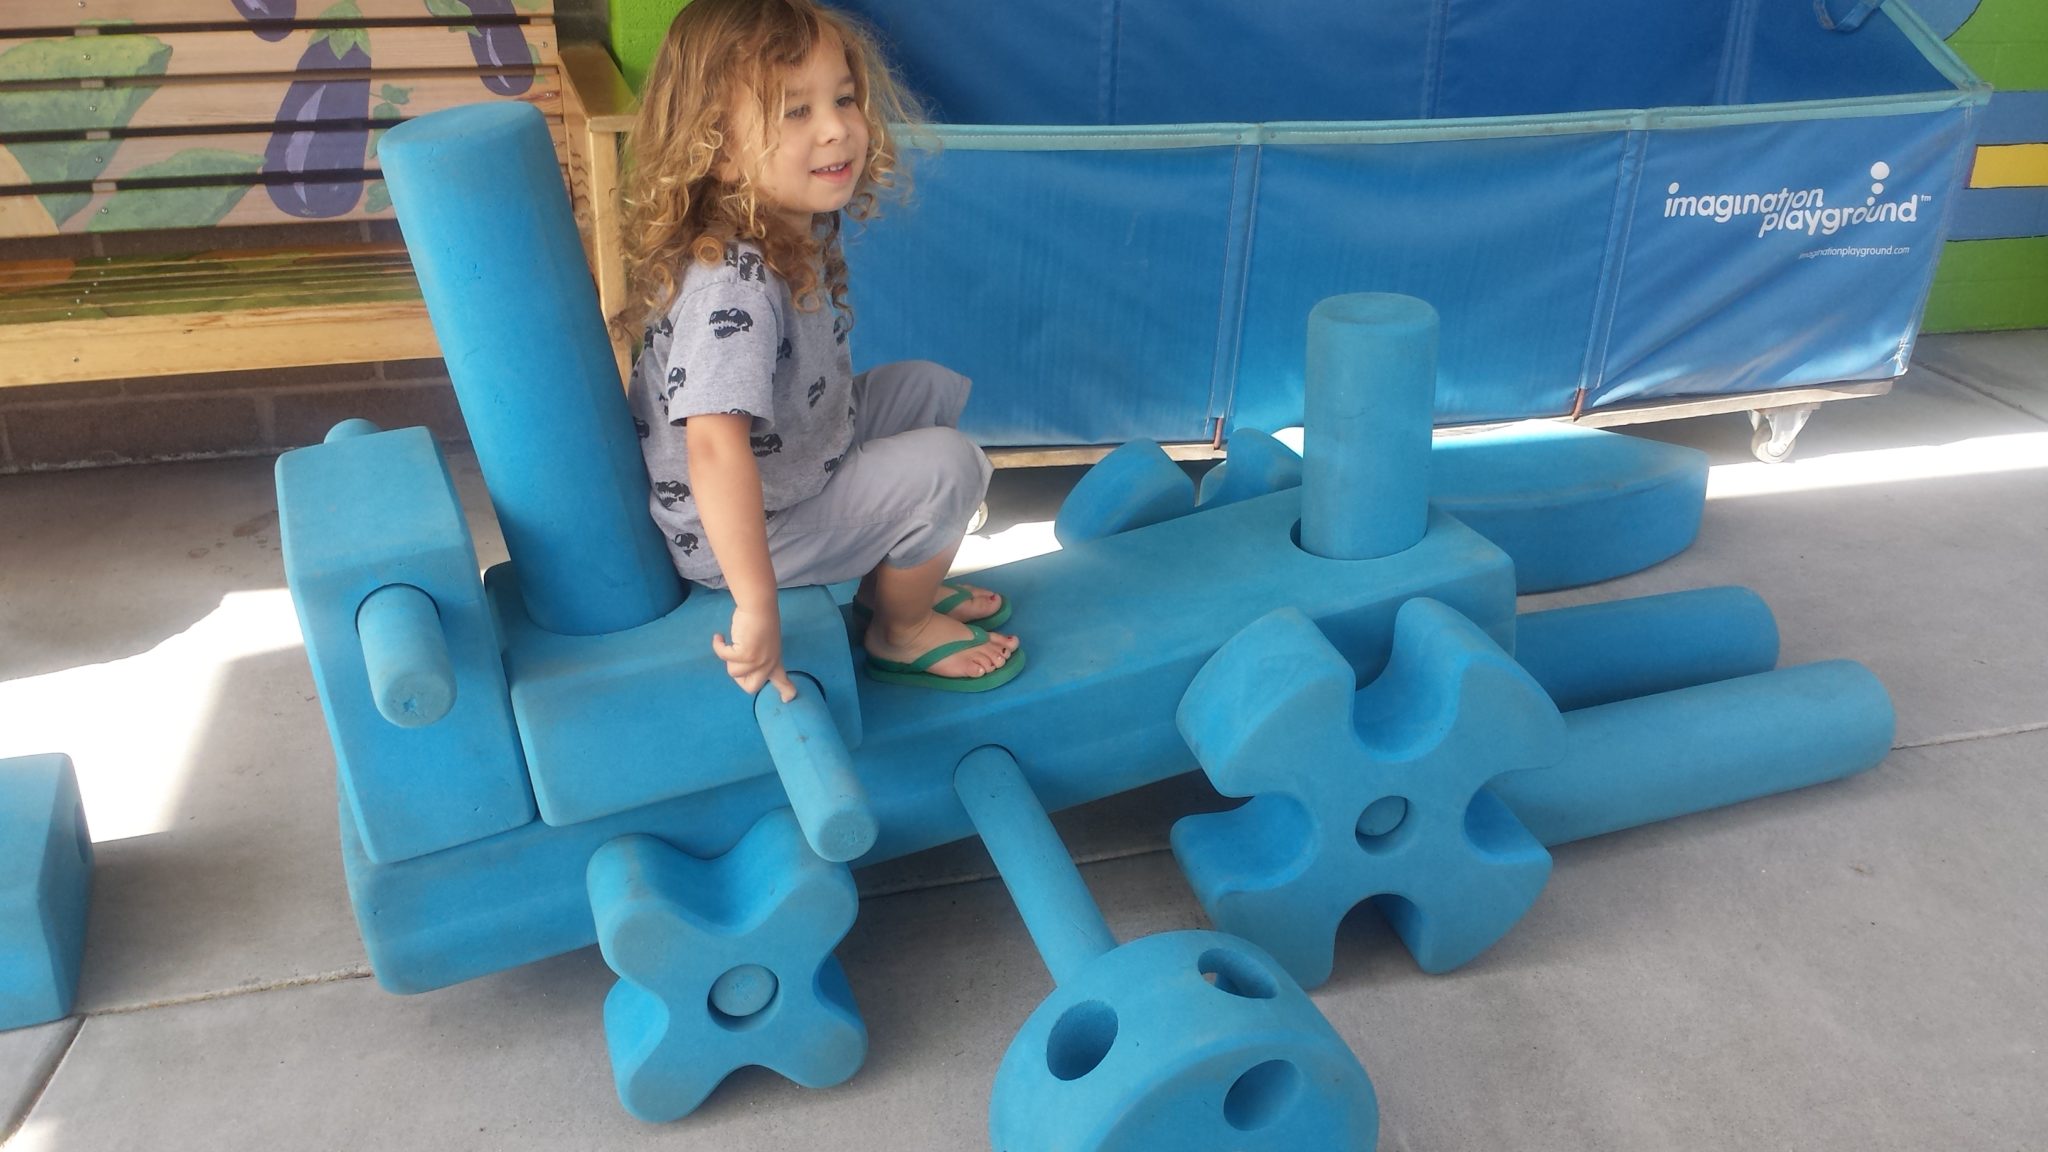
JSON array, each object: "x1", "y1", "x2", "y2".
[{"x1": 2, "y1": 331, "x2": 2044, "y2": 1150}]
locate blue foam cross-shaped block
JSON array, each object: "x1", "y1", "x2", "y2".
[
  {"x1": 1, "y1": 754, "x2": 93, "y2": 1030},
  {"x1": 587, "y1": 812, "x2": 866, "y2": 1122},
  {"x1": 1173, "y1": 600, "x2": 1565, "y2": 987}
]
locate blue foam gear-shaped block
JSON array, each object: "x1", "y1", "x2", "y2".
[
  {"x1": 488, "y1": 566, "x2": 862, "y2": 827},
  {"x1": 991, "y1": 930, "x2": 1378, "y2": 1151},
  {"x1": 1053, "y1": 431, "x2": 1302, "y2": 546},
  {"x1": 276, "y1": 428, "x2": 537, "y2": 864},
  {"x1": 1431, "y1": 422, "x2": 1710, "y2": 593},
  {"x1": 588, "y1": 815, "x2": 865, "y2": 1122},
  {"x1": 340, "y1": 491, "x2": 1518, "y2": 994},
  {"x1": 1, "y1": 754, "x2": 92, "y2": 1030},
  {"x1": 1174, "y1": 601, "x2": 1565, "y2": 985}
]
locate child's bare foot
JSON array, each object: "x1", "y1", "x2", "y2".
[{"x1": 865, "y1": 611, "x2": 1019, "y2": 680}]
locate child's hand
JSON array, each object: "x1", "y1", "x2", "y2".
[{"x1": 713, "y1": 606, "x2": 798, "y2": 701}]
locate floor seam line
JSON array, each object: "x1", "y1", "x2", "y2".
[
  {"x1": 83, "y1": 965, "x2": 376, "y2": 1018},
  {"x1": 1914, "y1": 362, "x2": 2048, "y2": 424},
  {"x1": 1894, "y1": 721, "x2": 2048, "y2": 750}
]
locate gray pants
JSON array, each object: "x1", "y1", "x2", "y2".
[{"x1": 698, "y1": 360, "x2": 991, "y2": 590}]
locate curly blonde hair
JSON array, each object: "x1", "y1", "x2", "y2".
[{"x1": 619, "y1": 0, "x2": 921, "y2": 335}]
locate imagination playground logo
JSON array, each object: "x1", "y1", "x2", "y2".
[{"x1": 1662, "y1": 162, "x2": 1931, "y2": 238}]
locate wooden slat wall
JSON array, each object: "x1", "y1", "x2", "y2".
[
  {"x1": 0, "y1": 23, "x2": 559, "y2": 81},
  {"x1": 0, "y1": 0, "x2": 552, "y2": 29},
  {"x1": 4, "y1": 125, "x2": 567, "y2": 183},
  {"x1": 6, "y1": 70, "x2": 561, "y2": 134}
]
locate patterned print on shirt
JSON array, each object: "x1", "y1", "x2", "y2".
[{"x1": 710, "y1": 308, "x2": 753, "y2": 338}]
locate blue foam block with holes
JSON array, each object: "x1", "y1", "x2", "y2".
[
  {"x1": 588, "y1": 814, "x2": 865, "y2": 1122},
  {"x1": 1431, "y1": 422, "x2": 1710, "y2": 593},
  {"x1": 1, "y1": 754, "x2": 93, "y2": 1029},
  {"x1": 1175, "y1": 602, "x2": 1565, "y2": 985},
  {"x1": 277, "y1": 427, "x2": 537, "y2": 864},
  {"x1": 992, "y1": 930, "x2": 1378, "y2": 1151}
]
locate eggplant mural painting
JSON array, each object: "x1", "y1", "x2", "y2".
[
  {"x1": 265, "y1": 4, "x2": 374, "y2": 218},
  {"x1": 0, "y1": 36, "x2": 173, "y2": 228},
  {"x1": 233, "y1": 0, "x2": 298, "y2": 43}
]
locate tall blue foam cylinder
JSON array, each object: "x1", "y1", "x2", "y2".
[
  {"x1": 1301, "y1": 293, "x2": 1438, "y2": 561},
  {"x1": 379, "y1": 103, "x2": 682, "y2": 636},
  {"x1": 954, "y1": 747, "x2": 1117, "y2": 987},
  {"x1": 1496, "y1": 660, "x2": 1896, "y2": 846}
]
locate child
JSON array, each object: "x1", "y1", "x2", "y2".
[{"x1": 619, "y1": 0, "x2": 1022, "y2": 700}]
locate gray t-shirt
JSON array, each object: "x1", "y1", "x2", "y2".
[{"x1": 628, "y1": 241, "x2": 856, "y2": 582}]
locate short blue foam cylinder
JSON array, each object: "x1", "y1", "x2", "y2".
[
  {"x1": 1, "y1": 754, "x2": 92, "y2": 1030},
  {"x1": 955, "y1": 747, "x2": 1117, "y2": 987},
  {"x1": 1497, "y1": 659, "x2": 1897, "y2": 845},
  {"x1": 1514, "y1": 587, "x2": 1781, "y2": 711},
  {"x1": 380, "y1": 103, "x2": 681, "y2": 637},
  {"x1": 754, "y1": 676, "x2": 876, "y2": 863},
  {"x1": 356, "y1": 584, "x2": 456, "y2": 728},
  {"x1": 1300, "y1": 294, "x2": 1437, "y2": 561}
]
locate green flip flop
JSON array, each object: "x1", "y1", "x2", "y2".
[
  {"x1": 851, "y1": 583, "x2": 1012, "y2": 631},
  {"x1": 865, "y1": 624, "x2": 1027, "y2": 693}
]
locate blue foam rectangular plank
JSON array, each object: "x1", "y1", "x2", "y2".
[
  {"x1": 495, "y1": 573, "x2": 864, "y2": 827},
  {"x1": 338, "y1": 491, "x2": 1517, "y2": 993},
  {"x1": 277, "y1": 429, "x2": 538, "y2": 864},
  {"x1": 1, "y1": 755, "x2": 92, "y2": 1030}
]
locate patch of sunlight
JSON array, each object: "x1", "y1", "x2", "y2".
[
  {"x1": 953, "y1": 518, "x2": 1063, "y2": 575},
  {"x1": 1708, "y1": 431, "x2": 2048, "y2": 498},
  {"x1": 0, "y1": 588, "x2": 303, "y2": 843}
]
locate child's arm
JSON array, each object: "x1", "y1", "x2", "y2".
[{"x1": 687, "y1": 413, "x2": 798, "y2": 702}]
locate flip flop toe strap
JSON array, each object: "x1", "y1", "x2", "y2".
[{"x1": 871, "y1": 624, "x2": 991, "y2": 675}]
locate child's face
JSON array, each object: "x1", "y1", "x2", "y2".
[{"x1": 731, "y1": 34, "x2": 869, "y2": 230}]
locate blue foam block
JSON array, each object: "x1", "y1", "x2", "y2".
[
  {"x1": 1431, "y1": 422, "x2": 1710, "y2": 593},
  {"x1": 277, "y1": 427, "x2": 537, "y2": 864},
  {"x1": 589, "y1": 816, "x2": 865, "y2": 1122},
  {"x1": 991, "y1": 930, "x2": 1379, "y2": 1152},
  {"x1": 1055, "y1": 432, "x2": 1303, "y2": 547},
  {"x1": 1174, "y1": 602, "x2": 1565, "y2": 985},
  {"x1": 490, "y1": 568, "x2": 863, "y2": 827},
  {"x1": 1301, "y1": 294, "x2": 1437, "y2": 561},
  {"x1": 341, "y1": 490, "x2": 1516, "y2": 993},
  {"x1": 1, "y1": 755, "x2": 92, "y2": 1030}
]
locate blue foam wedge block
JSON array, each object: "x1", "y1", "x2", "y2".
[
  {"x1": 990, "y1": 930, "x2": 1378, "y2": 1152},
  {"x1": 488, "y1": 567, "x2": 863, "y2": 827},
  {"x1": 1052, "y1": 439, "x2": 1195, "y2": 547},
  {"x1": 277, "y1": 428, "x2": 536, "y2": 864},
  {"x1": 381, "y1": 102, "x2": 682, "y2": 638},
  {"x1": 1173, "y1": 602, "x2": 1565, "y2": 985},
  {"x1": 1431, "y1": 422, "x2": 1710, "y2": 593},
  {"x1": 340, "y1": 489, "x2": 1517, "y2": 993},
  {"x1": 1, "y1": 754, "x2": 92, "y2": 1029},
  {"x1": 1512, "y1": 587, "x2": 1780, "y2": 711},
  {"x1": 589, "y1": 816, "x2": 865, "y2": 1122}
]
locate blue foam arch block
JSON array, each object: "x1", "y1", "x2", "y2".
[
  {"x1": 589, "y1": 817, "x2": 866, "y2": 1122},
  {"x1": 277, "y1": 428, "x2": 536, "y2": 864},
  {"x1": 1173, "y1": 602, "x2": 1565, "y2": 984},
  {"x1": 1054, "y1": 430, "x2": 1304, "y2": 547},
  {"x1": 990, "y1": 930, "x2": 1379, "y2": 1152},
  {"x1": 1, "y1": 754, "x2": 92, "y2": 1030},
  {"x1": 1432, "y1": 422, "x2": 1710, "y2": 593},
  {"x1": 339, "y1": 489, "x2": 1517, "y2": 993}
]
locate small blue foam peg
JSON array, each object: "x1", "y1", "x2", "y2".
[
  {"x1": 356, "y1": 584, "x2": 456, "y2": 728},
  {"x1": 755, "y1": 674, "x2": 877, "y2": 863}
]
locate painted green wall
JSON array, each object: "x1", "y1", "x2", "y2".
[{"x1": 1925, "y1": 0, "x2": 2047, "y2": 333}]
